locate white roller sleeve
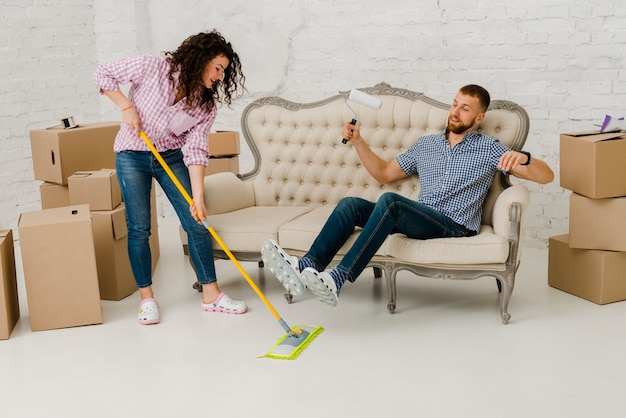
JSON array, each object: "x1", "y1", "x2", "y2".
[{"x1": 348, "y1": 89, "x2": 382, "y2": 109}]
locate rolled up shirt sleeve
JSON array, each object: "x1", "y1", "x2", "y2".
[
  {"x1": 183, "y1": 119, "x2": 212, "y2": 167},
  {"x1": 93, "y1": 55, "x2": 148, "y2": 94}
]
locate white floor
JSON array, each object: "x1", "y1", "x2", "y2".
[{"x1": 2, "y1": 220, "x2": 626, "y2": 418}]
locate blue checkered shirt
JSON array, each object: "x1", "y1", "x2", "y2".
[{"x1": 396, "y1": 130, "x2": 510, "y2": 232}]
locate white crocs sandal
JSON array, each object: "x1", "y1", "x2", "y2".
[
  {"x1": 201, "y1": 292, "x2": 247, "y2": 314},
  {"x1": 261, "y1": 239, "x2": 306, "y2": 297},
  {"x1": 300, "y1": 268, "x2": 338, "y2": 307},
  {"x1": 138, "y1": 298, "x2": 160, "y2": 325}
]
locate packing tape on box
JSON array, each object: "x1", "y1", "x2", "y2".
[{"x1": 61, "y1": 116, "x2": 78, "y2": 129}]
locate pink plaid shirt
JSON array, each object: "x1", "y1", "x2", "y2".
[{"x1": 94, "y1": 54, "x2": 216, "y2": 167}]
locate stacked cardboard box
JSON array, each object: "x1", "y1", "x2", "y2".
[
  {"x1": 40, "y1": 182, "x2": 70, "y2": 209},
  {"x1": 206, "y1": 131, "x2": 240, "y2": 176},
  {"x1": 19, "y1": 205, "x2": 103, "y2": 331},
  {"x1": 549, "y1": 131, "x2": 626, "y2": 304},
  {"x1": 68, "y1": 169, "x2": 122, "y2": 210},
  {"x1": 23, "y1": 123, "x2": 160, "y2": 331},
  {"x1": 30, "y1": 122, "x2": 119, "y2": 184},
  {"x1": 0, "y1": 230, "x2": 20, "y2": 339},
  {"x1": 33, "y1": 122, "x2": 119, "y2": 209}
]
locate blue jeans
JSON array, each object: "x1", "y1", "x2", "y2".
[
  {"x1": 116, "y1": 149, "x2": 216, "y2": 289},
  {"x1": 304, "y1": 192, "x2": 475, "y2": 283}
]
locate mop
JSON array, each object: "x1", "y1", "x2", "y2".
[
  {"x1": 139, "y1": 131, "x2": 323, "y2": 360},
  {"x1": 342, "y1": 89, "x2": 383, "y2": 144}
]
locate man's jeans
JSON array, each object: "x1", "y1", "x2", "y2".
[
  {"x1": 304, "y1": 192, "x2": 475, "y2": 282},
  {"x1": 116, "y1": 149, "x2": 215, "y2": 288}
]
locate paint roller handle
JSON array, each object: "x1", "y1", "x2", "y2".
[{"x1": 342, "y1": 118, "x2": 357, "y2": 144}]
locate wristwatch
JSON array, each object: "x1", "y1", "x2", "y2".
[{"x1": 520, "y1": 151, "x2": 531, "y2": 166}]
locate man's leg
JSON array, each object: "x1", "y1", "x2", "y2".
[
  {"x1": 304, "y1": 196, "x2": 376, "y2": 270},
  {"x1": 302, "y1": 192, "x2": 470, "y2": 306},
  {"x1": 262, "y1": 196, "x2": 374, "y2": 297}
]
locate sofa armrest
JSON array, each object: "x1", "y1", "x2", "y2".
[
  {"x1": 204, "y1": 172, "x2": 255, "y2": 215},
  {"x1": 491, "y1": 184, "x2": 530, "y2": 238}
]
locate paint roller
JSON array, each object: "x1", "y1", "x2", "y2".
[{"x1": 342, "y1": 89, "x2": 383, "y2": 144}]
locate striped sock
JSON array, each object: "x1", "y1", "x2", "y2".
[
  {"x1": 298, "y1": 257, "x2": 318, "y2": 272},
  {"x1": 329, "y1": 269, "x2": 350, "y2": 294}
]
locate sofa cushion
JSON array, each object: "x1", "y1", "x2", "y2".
[
  {"x1": 206, "y1": 206, "x2": 314, "y2": 252},
  {"x1": 384, "y1": 225, "x2": 509, "y2": 265}
]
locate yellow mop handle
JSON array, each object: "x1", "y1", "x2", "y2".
[{"x1": 139, "y1": 131, "x2": 284, "y2": 323}]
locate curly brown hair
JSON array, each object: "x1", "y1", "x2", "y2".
[{"x1": 165, "y1": 29, "x2": 245, "y2": 113}]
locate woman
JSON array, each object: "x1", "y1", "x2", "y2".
[{"x1": 94, "y1": 30, "x2": 247, "y2": 324}]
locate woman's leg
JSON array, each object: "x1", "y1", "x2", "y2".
[
  {"x1": 152, "y1": 150, "x2": 246, "y2": 313},
  {"x1": 115, "y1": 151, "x2": 154, "y2": 296},
  {"x1": 152, "y1": 150, "x2": 242, "y2": 308},
  {"x1": 152, "y1": 150, "x2": 217, "y2": 283}
]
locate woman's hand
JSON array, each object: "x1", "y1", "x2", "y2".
[
  {"x1": 122, "y1": 105, "x2": 142, "y2": 137},
  {"x1": 190, "y1": 199, "x2": 207, "y2": 225},
  {"x1": 100, "y1": 90, "x2": 142, "y2": 136}
]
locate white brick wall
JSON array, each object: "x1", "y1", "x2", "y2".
[
  {"x1": 2, "y1": 0, "x2": 626, "y2": 248},
  {"x1": 1, "y1": 0, "x2": 99, "y2": 232}
]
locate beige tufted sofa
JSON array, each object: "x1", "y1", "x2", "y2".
[{"x1": 190, "y1": 82, "x2": 530, "y2": 324}]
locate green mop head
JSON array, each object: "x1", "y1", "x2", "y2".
[{"x1": 260, "y1": 325, "x2": 324, "y2": 360}]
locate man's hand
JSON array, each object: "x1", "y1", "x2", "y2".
[
  {"x1": 497, "y1": 150, "x2": 528, "y2": 173},
  {"x1": 499, "y1": 150, "x2": 554, "y2": 184},
  {"x1": 342, "y1": 121, "x2": 361, "y2": 144}
]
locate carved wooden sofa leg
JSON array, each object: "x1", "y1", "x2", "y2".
[{"x1": 495, "y1": 269, "x2": 515, "y2": 325}]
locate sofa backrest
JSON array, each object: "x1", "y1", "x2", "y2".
[{"x1": 240, "y1": 82, "x2": 529, "y2": 225}]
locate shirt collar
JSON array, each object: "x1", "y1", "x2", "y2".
[{"x1": 443, "y1": 129, "x2": 481, "y2": 145}]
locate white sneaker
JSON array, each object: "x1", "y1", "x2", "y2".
[
  {"x1": 261, "y1": 239, "x2": 306, "y2": 297},
  {"x1": 300, "y1": 268, "x2": 338, "y2": 307},
  {"x1": 138, "y1": 298, "x2": 160, "y2": 325}
]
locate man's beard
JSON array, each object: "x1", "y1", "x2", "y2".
[{"x1": 447, "y1": 117, "x2": 475, "y2": 135}]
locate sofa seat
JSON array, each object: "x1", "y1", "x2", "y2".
[
  {"x1": 384, "y1": 227, "x2": 507, "y2": 265},
  {"x1": 206, "y1": 206, "x2": 314, "y2": 254}
]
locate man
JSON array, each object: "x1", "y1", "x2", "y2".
[{"x1": 261, "y1": 84, "x2": 554, "y2": 307}]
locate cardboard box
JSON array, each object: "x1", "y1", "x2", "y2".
[
  {"x1": 18, "y1": 205, "x2": 103, "y2": 331},
  {"x1": 69, "y1": 169, "x2": 122, "y2": 211},
  {"x1": 560, "y1": 131, "x2": 626, "y2": 198},
  {"x1": 569, "y1": 193, "x2": 626, "y2": 251},
  {"x1": 208, "y1": 131, "x2": 240, "y2": 157},
  {"x1": 30, "y1": 122, "x2": 120, "y2": 185},
  {"x1": 0, "y1": 230, "x2": 20, "y2": 339},
  {"x1": 91, "y1": 205, "x2": 136, "y2": 301},
  {"x1": 549, "y1": 234, "x2": 626, "y2": 305},
  {"x1": 40, "y1": 182, "x2": 69, "y2": 209},
  {"x1": 205, "y1": 155, "x2": 239, "y2": 176}
]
